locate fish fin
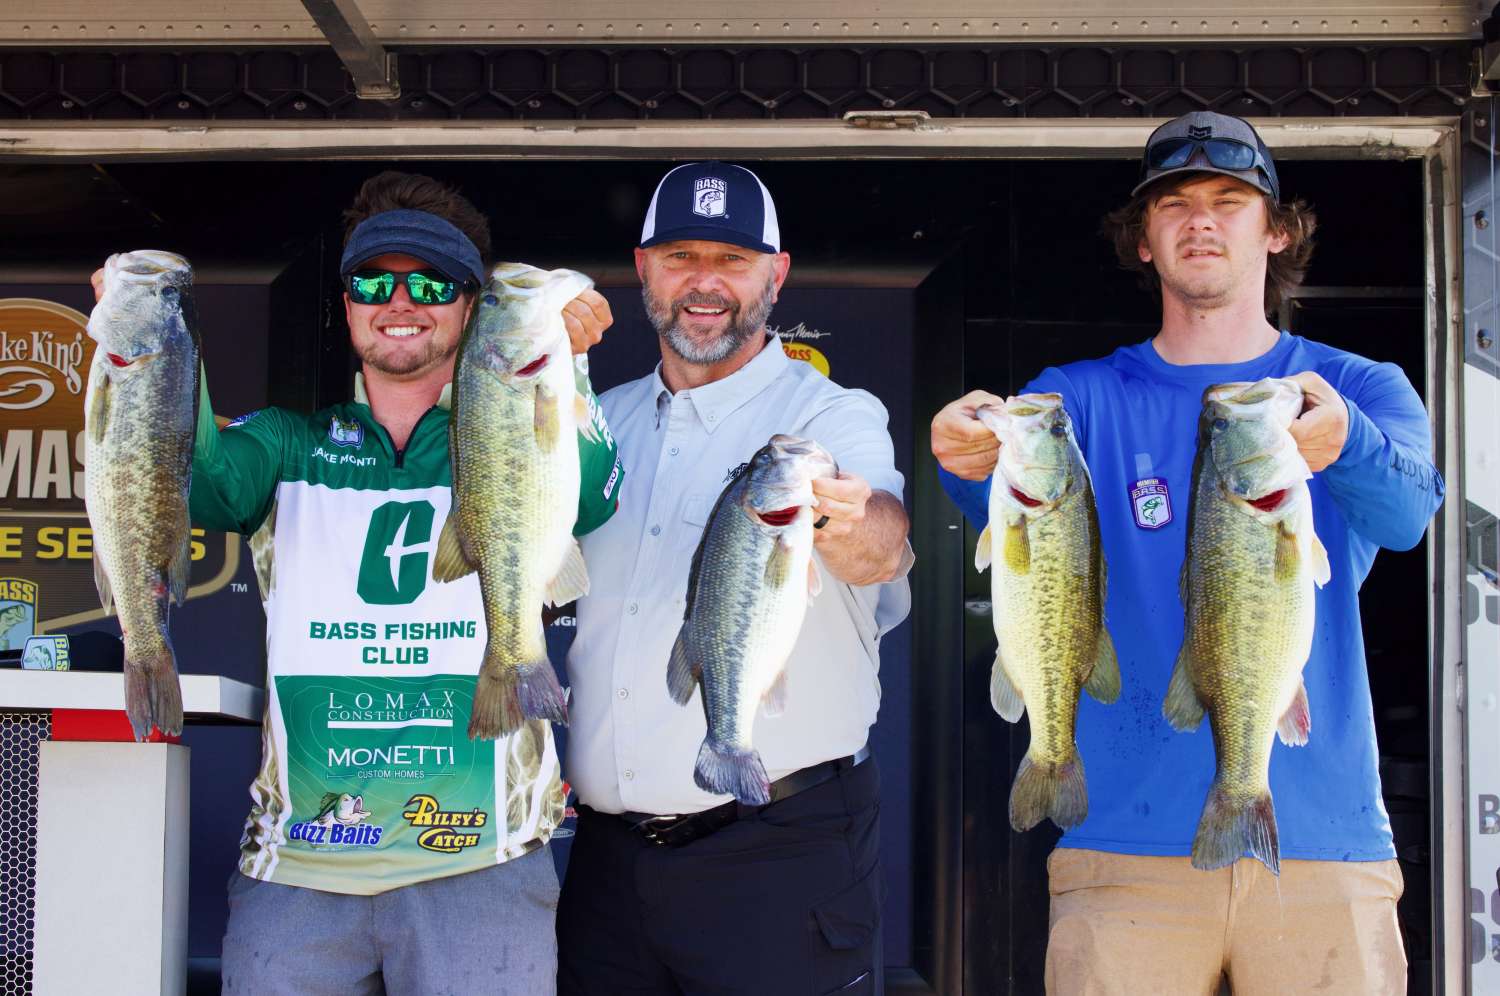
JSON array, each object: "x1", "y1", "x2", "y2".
[
  {"x1": 545, "y1": 538, "x2": 590, "y2": 607},
  {"x1": 807, "y1": 559, "x2": 822, "y2": 598},
  {"x1": 1161, "y1": 646, "x2": 1205, "y2": 732},
  {"x1": 573, "y1": 391, "x2": 601, "y2": 444},
  {"x1": 534, "y1": 381, "x2": 561, "y2": 452},
  {"x1": 1310, "y1": 533, "x2": 1331, "y2": 588},
  {"x1": 1009, "y1": 750, "x2": 1088, "y2": 832},
  {"x1": 1191, "y1": 783, "x2": 1280, "y2": 876},
  {"x1": 693, "y1": 740, "x2": 770, "y2": 805},
  {"x1": 975, "y1": 525, "x2": 993, "y2": 572},
  {"x1": 765, "y1": 533, "x2": 795, "y2": 589},
  {"x1": 1082, "y1": 628, "x2": 1121, "y2": 704},
  {"x1": 989, "y1": 654, "x2": 1025, "y2": 722},
  {"x1": 1003, "y1": 518, "x2": 1031, "y2": 574},
  {"x1": 168, "y1": 539, "x2": 191, "y2": 608},
  {"x1": 468, "y1": 657, "x2": 568, "y2": 740},
  {"x1": 431, "y1": 515, "x2": 477, "y2": 583},
  {"x1": 1274, "y1": 521, "x2": 1302, "y2": 583},
  {"x1": 666, "y1": 628, "x2": 701, "y2": 706},
  {"x1": 123, "y1": 649, "x2": 184, "y2": 740},
  {"x1": 761, "y1": 668, "x2": 789, "y2": 717},
  {"x1": 1277, "y1": 681, "x2": 1312, "y2": 747},
  {"x1": 85, "y1": 355, "x2": 111, "y2": 447},
  {"x1": 92, "y1": 551, "x2": 115, "y2": 617}
]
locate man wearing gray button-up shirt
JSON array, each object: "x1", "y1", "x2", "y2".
[{"x1": 557, "y1": 162, "x2": 912, "y2": 996}]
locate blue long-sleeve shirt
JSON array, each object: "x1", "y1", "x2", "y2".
[{"x1": 941, "y1": 333, "x2": 1443, "y2": 861}]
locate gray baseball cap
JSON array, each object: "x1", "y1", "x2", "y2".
[{"x1": 1132, "y1": 111, "x2": 1280, "y2": 201}]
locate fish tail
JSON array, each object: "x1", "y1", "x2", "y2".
[
  {"x1": 123, "y1": 651, "x2": 183, "y2": 741},
  {"x1": 468, "y1": 656, "x2": 568, "y2": 740},
  {"x1": 1008, "y1": 750, "x2": 1088, "y2": 832},
  {"x1": 1191, "y1": 783, "x2": 1280, "y2": 876},
  {"x1": 693, "y1": 739, "x2": 770, "y2": 806}
]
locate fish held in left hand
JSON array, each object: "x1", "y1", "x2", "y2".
[
  {"x1": 1166, "y1": 377, "x2": 1331, "y2": 875},
  {"x1": 84, "y1": 250, "x2": 201, "y2": 741},
  {"x1": 668, "y1": 435, "x2": 838, "y2": 805}
]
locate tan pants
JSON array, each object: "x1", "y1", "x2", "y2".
[{"x1": 1045, "y1": 849, "x2": 1407, "y2": 996}]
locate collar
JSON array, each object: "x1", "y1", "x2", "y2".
[
  {"x1": 652, "y1": 334, "x2": 788, "y2": 434},
  {"x1": 353, "y1": 372, "x2": 454, "y2": 411}
]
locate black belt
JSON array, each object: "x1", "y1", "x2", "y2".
[{"x1": 610, "y1": 745, "x2": 871, "y2": 848}]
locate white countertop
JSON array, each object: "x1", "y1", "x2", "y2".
[{"x1": 0, "y1": 671, "x2": 264, "y2": 724}]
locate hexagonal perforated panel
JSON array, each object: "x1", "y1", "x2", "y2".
[
  {"x1": 0, "y1": 713, "x2": 49, "y2": 995},
  {"x1": 0, "y1": 44, "x2": 1472, "y2": 121}
]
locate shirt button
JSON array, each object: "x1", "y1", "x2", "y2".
[
  {"x1": 707, "y1": 414, "x2": 716, "y2": 422},
  {"x1": 617, "y1": 687, "x2": 630, "y2": 699},
  {"x1": 628, "y1": 602, "x2": 639, "y2": 614},
  {"x1": 670, "y1": 446, "x2": 679, "y2": 456},
  {"x1": 650, "y1": 525, "x2": 661, "y2": 536},
  {"x1": 623, "y1": 770, "x2": 635, "y2": 780}
]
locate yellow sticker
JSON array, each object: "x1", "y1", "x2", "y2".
[{"x1": 781, "y1": 342, "x2": 830, "y2": 377}]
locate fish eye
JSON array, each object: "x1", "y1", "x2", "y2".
[
  {"x1": 1049, "y1": 424, "x2": 1067, "y2": 437},
  {"x1": 1212, "y1": 417, "x2": 1228, "y2": 431},
  {"x1": 483, "y1": 294, "x2": 499, "y2": 307},
  {"x1": 161, "y1": 286, "x2": 179, "y2": 301}
]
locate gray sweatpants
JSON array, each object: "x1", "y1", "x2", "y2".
[{"x1": 221, "y1": 843, "x2": 559, "y2": 996}]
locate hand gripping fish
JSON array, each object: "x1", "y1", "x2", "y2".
[
  {"x1": 1165, "y1": 377, "x2": 1331, "y2": 874},
  {"x1": 975, "y1": 394, "x2": 1119, "y2": 832},
  {"x1": 84, "y1": 250, "x2": 200, "y2": 740},
  {"x1": 668, "y1": 435, "x2": 838, "y2": 805},
  {"x1": 432, "y1": 263, "x2": 600, "y2": 739}
]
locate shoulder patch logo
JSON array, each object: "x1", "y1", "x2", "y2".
[
  {"x1": 1129, "y1": 477, "x2": 1173, "y2": 530},
  {"x1": 693, "y1": 177, "x2": 727, "y2": 219},
  {"x1": 328, "y1": 415, "x2": 365, "y2": 448},
  {"x1": 226, "y1": 410, "x2": 261, "y2": 429}
]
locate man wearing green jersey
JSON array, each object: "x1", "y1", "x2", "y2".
[{"x1": 95, "y1": 172, "x2": 621, "y2": 994}]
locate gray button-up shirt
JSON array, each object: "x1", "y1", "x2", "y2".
[{"x1": 566, "y1": 336, "x2": 912, "y2": 815}]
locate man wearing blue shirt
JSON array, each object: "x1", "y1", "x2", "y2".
[{"x1": 931, "y1": 112, "x2": 1443, "y2": 993}]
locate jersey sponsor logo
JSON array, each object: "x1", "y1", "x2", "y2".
[
  {"x1": 328, "y1": 415, "x2": 365, "y2": 448},
  {"x1": 0, "y1": 577, "x2": 38, "y2": 652},
  {"x1": 401, "y1": 794, "x2": 488, "y2": 853},
  {"x1": 325, "y1": 688, "x2": 457, "y2": 730},
  {"x1": 287, "y1": 792, "x2": 384, "y2": 847},
  {"x1": 356, "y1": 500, "x2": 436, "y2": 605},
  {"x1": 225, "y1": 410, "x2": 261, "y2": 428},
  {"x1": 693, "y1": 176, "x2": 728, "y2": 218},
  {"x1": 602, "y1": 459, "x2": 621, "y2": 500},
  {"x1": 327, "y1": 743, "x2": 456, "y2": 780},
  {"x1": 1129, "y1": 477, "x2": 1173, "y2": 530}
]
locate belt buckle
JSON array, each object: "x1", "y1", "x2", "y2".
[{"x1": 636, "y1": 814, "x2": 693, "y2": 847}]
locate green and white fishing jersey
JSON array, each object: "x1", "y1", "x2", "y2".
[{"x1": 191, "y1": 365, "x2": 622, "y2": 896}]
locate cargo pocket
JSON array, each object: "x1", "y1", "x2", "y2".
[{"x1": 810, "y1": 865, "x2": 884, "y2": 996}]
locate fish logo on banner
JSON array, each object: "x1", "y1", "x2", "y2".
[
  {"x1": 0, "y1": 578, "x2": 38, "y2": 652},
  {"x1": 693, "y1": 177, "x2": 727, "y2": 218},
  {"x1": 1130, "y1": 477, "x2": 1173, "y2": 530}
]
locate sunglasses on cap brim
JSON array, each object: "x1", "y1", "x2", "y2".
[
  {"x1": 345, "y1": 269, "x2": 470, "y2": 306},
  {"x1": 1144, "y1": 137, "x2": 1272, "y2": 187}
]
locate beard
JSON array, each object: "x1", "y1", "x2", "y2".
[
  {"x1": 354, "y1": 331, "x2": 457, "y2": 378},
  {"x1": 643, "y1": 275, "x2": 777, "y2": 365}
]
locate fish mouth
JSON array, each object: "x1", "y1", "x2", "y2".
[
  {"x1": 754, "y1": 506, "x2": 804, "y2": 527},
  {"x1": 512, "y1": 354, "x2": 550, "y2": 379},
  {"x1": 105, "y1": 350, "x2": 159, "y2": 371}
]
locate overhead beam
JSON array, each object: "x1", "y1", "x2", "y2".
[{"x1": 298, "y1": 0, "x2": 398, "y2": 101}]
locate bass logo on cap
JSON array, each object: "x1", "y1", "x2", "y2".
[{"x1": 693, "y1": 177, "x2": 727, "y2": 219}]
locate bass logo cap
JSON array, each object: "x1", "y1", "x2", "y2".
[{"x1": 640, "y1": 161, "x2": 781, "y2": 254}]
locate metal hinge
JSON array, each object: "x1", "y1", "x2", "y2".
[{"x1": 842, "y1": 109, "x2": 931, "y2": 130}]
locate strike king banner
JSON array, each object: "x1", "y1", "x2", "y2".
[{"x1": 0, "y1": 297, "x2": 239, "y2": 645}]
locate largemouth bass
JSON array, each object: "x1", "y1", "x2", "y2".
[
  {"x1": 84, "y1": 250, "x2": 200, "y2": 740},
  {"x1": 433, "y1": 263, "x2": 596, "y2": 739},
  {"x1": 668, "y1": 435, "x2": 838, "y2": 805},
  {"x1": 1165, "y1": 377, "x2": 1330, "y2": 874},
  {"x1": 976, "y1": 394, "x2": 1118, "y2": 832}
]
